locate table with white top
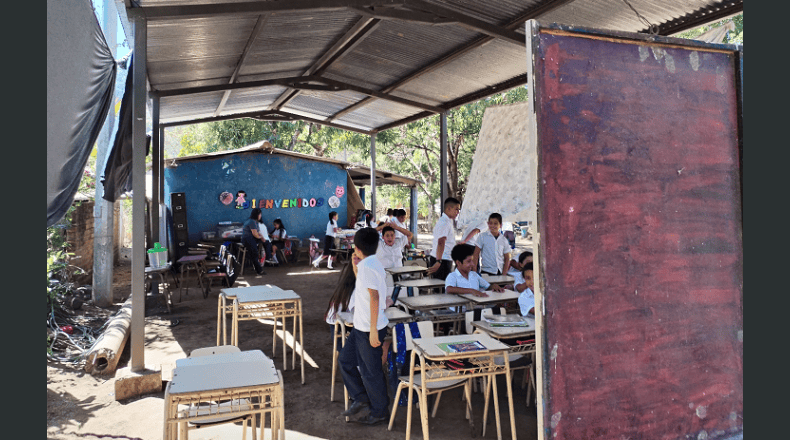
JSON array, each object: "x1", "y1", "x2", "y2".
[
  {"x1": 221, "y1": 285, "x2": 305, "y2": 384},
  {"x1": 386, "y1": 265, "x2": 429, "y2": 277},
  {"x1": 457, "y1": 289, "x2": 521, "y2": 306},
  {"x1": 164, "y1": 349, "x2": 284, "y2": 440},
  {"x1": 396, "y1": 294, "x2": 469, "y2": 314},
  {"x1": 480, "y1": 274, "x2": 515, "y2": 286},
  {"x1": 394, "y1": 333, "x2": 518, "y2": 440},
  {"x1": 394, "y1": 277, "x2": 447, "y2": 294}
]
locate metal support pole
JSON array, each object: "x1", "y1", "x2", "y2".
[
  {"x1": 410, "y1": 186, "x2": 418, "y2": 246},
  {"x1": 130, "y1": 14, "x2": 147, "y2": 372},
  {"x1": 92, "y1": 0, "x2": 118, "y2": 308},
  {"x1": 440, "y1": 112, "x2": 448, "y2": 207},
  {"x1": 370, "y1": 134, "x2": 376, "y2": 221},
  {"x1": 150, "y1": 96, "x2": 160, "y2": 295}
]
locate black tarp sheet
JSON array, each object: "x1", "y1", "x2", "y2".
[
  {"x1": 101, "y1": 55, "x2": 150, "y2": 203},
  {"x1": 47, "y1": 0, "x2": 116, "y2": 227}
]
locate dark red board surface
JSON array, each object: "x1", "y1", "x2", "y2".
[{"x1": 535, "y1": 30, "x2": 742, "y2": 440}]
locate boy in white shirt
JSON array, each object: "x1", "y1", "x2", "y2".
[
  {"x1": 338, "y1": 228, "x2": 390, "y2": 425},
  {"x1": 516, "y1": 262, "x2": 535, "y2": 316},
  {"x1": 374, "y1": 224, "x2": 413, "y2": 269},
  {"x1": 444, "y1": 244, "x2": 505, "y2": 297},
  {"x1": 472, "y1": 213, "x2": 512, "y2": 276},
  {"x1": 427, "y1": 197, "x2": 461, "y2": 280}
]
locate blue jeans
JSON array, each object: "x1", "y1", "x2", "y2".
[{"x1": 339, "y1": 327, "x2": 390, "y2": 418}]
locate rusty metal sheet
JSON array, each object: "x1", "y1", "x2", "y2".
[{"x1": 532, "y1": 25, "x2": 743, "y2": 440}]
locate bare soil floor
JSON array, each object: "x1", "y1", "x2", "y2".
[{"x1": 47, "y1": 234, "x2": 538, "y2": 440}]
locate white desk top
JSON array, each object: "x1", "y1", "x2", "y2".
[
  {"x1": 471, "y1": 316, "x2": 536, "y2": 339},
  {"x1": 220, "y1": 284, "x2": 286, "y2": 299},
  {"x1": 394, "y1": 278, "x2": 446, "y2": 288},
  {"x1": 384, "y1": 307, "x2": 412, "y2": 321},
  {"x1": 481, "y1": 274, "x2": 515, "y2": 284},
  {"x1": 236, "y1": 289, "x2": 301, "y2": 304},
  {"x1": 397, "y1": 294, "x2": 469, "y2": 311},
  {"x1": 175, "y1": 349, "x2": 270, "y2": 368},
  {"x1": 458, "y1": 289, "x2": 521, "y2": 305},
  {"x1": 170, "y1": 351, "x2": 279, "y2": 394},
  {"x1": 412, "y1": 333, "x2": 509, "y2": 358},
  {"x1": 386, "y1": 266, "x2": 428, "y2": 275}
]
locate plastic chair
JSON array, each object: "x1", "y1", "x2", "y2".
[
  {"x1": 179, "y1": 345, "x2": 257, "y2": 439},
  {"x1": 388, "y1": 321, "x2": 471, "y2": 432}
]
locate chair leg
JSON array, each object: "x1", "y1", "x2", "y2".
[
  {"x1": 388, "y1": 383, "x2": 405, "y2": 430},
  {"x1": 431, "y1": 391, "x2": 442, "y2": 418}
]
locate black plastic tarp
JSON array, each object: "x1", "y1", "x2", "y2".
[
  {"x1": 47, "y1": 0, "x2": 116, "y2": 227},
  {"x1": 101, "y1": 55, "x2": 150, "y2": 203}
]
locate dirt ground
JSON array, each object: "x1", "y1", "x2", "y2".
[{"x1": 47, "y1": 234, "x2": 539, "y2": 440}]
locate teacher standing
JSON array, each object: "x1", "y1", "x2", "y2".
[{"x1": 242, "y1": 208, "x2": 266, "y2": 276}]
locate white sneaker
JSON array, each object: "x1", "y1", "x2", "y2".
[
  {"x1": 312, "y1": 258, "x2": 320, "y2": 268},
  {"x1": 327, "y1": 263, "x2": 333, "y2": 269}
]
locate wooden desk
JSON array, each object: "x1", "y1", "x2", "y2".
[
  {"x1": 229, "y1": 286, "x2": 306, "y2": 384},
  {"x1": 177, "y1": 254, "x2": 207, "y2": 301},
  {"x1": 396, "y1": 294, "x2": 469, "y2": 314},
  {"x1": 164, "y1": 350, "x2": 284, "y2": 440},
  {"x1": 386, "y1": 265, "x2": 428, "y2": 277},
  {"x1": 394, "y1": 277, "x2": 446, "y2": 294},
  {"x1": 458, "y1": 289, "x2": 521, "y2": 306},
  {"x1": 398, "y1": 333, "x2": 517, "y2": 440},
  {"x1": 481, "y1": 274, "x2": 515, "y2": 286}
]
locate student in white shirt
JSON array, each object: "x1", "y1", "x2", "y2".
[
  {"x1": 313, "y1": 211, "x2": 342, "y2": 269},
  {"x1": 444, "y1": 243, "x2": 505, "y2": 297},
  {"x1": 270, "y1": 218, "x2": 287, "y2": 260},
  {"x1": 257, "y1": 218, "x2": 276, "y2": 264},
  {"x1": 338, "y1": 228, "x2": 390, "y2": 425},
  {"x1": 374, "y1": 223, "x2": 413, "y2": 269},
  {"x1": 324, "y1": 262, "x2": 356, "y2": 325},
  {"x1": 517, "y1": 262, "x2": 535, "y2": 316},
  {"x1": 427, "y1": 197, "x2": 461, "y2": 280},
  {"x1": 473, "y1": 213, "x2": 512, "y2": 276}
]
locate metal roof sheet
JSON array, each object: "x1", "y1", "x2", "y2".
[{"x1": 129, "y1": 0, "x2": 743, "y2": 133}]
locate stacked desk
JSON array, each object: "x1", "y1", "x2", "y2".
[
  {"x1": 218, "y1": 285, "x2": 306, "y2": 384},
  {"x1": 163, "y1": 349, "x2": 284, "y2": 440}
]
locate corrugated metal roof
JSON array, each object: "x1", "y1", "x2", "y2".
[{"x1": 132, "y1": 0, "x2": 743, "y2": 132}]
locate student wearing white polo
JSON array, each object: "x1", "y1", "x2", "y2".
[
  {"x1": 444, "y1": 243, "x2": 504, "y2": 297},
  {"x1": 427, "y1": 197, "x2": 461, "y2": 280},
  {"x1": 338, "y1": 228, "x2": 390, "y2": 425},
  {"x1": 374, "y1": 223, "x2": 413, "y2": 269},
  {"x1": 473, "y1": 212, "x2": 512, "y2": 276}
]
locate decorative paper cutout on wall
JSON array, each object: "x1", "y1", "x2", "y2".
[
  {"x1": 328, "y1": 195, "x2": 340, "y2": 208},
  {"x1": 219, "y1": 191, "x2": 233, "y2": 205},
  {"x1": 335, "y1": 186, "x2": 345, "y2": 198},
  {"x1": 236, "y1": 190, "x2": 249, "y2": 209}
]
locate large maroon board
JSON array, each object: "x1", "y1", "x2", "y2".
[{"x1": 532, "y1": 27, "x2": 743, "y2": 440}]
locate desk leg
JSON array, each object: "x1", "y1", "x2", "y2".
[
  {"x1": 418, "y1": 354, "x2": 430, "y2": 440},
  {"x1": 232, "y1": 301, "x2": 239, "y2": 347},
  {"x1": 272, "y1": 316, "x2": 278, "y2": 359},
  {"x1": 482, "y1": 376, "x2": 492, "y2": 438},
  {"x1": 281, "y1": 316, "x2": 287, "y2": 372},
  {"x1": 299, "y1": 308, "x2": 305, "y2": 384},
  {"x1": 504, "y1": 357, "x2": 517, "y2": 440},
  {"x1": 292, "y1": 313, "x2": 297, "y2": 371},
  {"x1": 217, "y1": 295, "x2": 222, "y2": 346},
  {"x1": 492, "y1": 371, "x2": 503, "y2": 440}
]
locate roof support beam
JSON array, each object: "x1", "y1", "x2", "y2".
[
  {"x1": 270, "y1": 14, "x2": 381, "y2": 111},
  {"x1": 329, "y1": 0, "x2": 574, "y2": 122},
  {"x1": 128, "y1": 0, "x2": 402, "y2": 21},
  {"x1": 400, "y1": 0, "x2": 525, "y2": 46},
  {"x1": 214, "y1": 13, "x2": 270, "y2": 116},
  {"x1": 160, "y1": 109, "x2": 375, "y2": 136},
  {"x1": 155, "y1": 75, "x2": 443, "y2": 113}
]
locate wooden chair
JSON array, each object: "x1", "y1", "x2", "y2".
[
  {"x1": 179, "y1": 345, "x2": 257, "y2": 440},
  {"x1": 388, "y1": 321, "x2": 471, "y2": 432},
  {"x1": 201, "y1": 253, "x2": 233, "y2": 298}
]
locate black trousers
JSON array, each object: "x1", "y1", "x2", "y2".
[{"x1": 427, "y1": 256, "x2": 453, "y2": 280}]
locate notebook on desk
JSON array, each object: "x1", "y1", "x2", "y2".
[{"x1": 436, "y1": 340, "x2": 486, "y2": 354}]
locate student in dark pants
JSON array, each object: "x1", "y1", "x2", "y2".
[
  {"x1": 241, "y1": 208, "x2": 266, "y2": 276},
  {"x1": 338, "y1": 228, "x2": 390, "y2": 425}
]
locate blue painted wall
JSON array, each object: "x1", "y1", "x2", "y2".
[{"x1": 164, "y1": 151, "x2": 348, "y2": 245}]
